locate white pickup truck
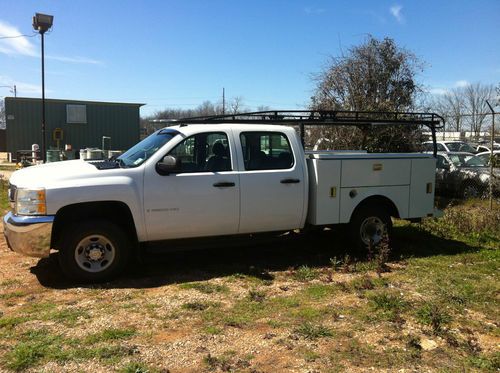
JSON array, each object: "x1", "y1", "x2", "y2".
[{"x1": 3, "y1": 111, "x2": 441, "y2": 282}]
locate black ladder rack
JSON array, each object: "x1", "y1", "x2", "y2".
[{"x1": 151, "y1": 110, "x2": 445, "y2": 155}]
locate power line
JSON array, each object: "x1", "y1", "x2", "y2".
[{"x1": 0, "y1": 33, "x2": 37, "y2": 40}]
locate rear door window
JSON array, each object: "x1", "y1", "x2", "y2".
[{"x1": 240, "y1": 132, "x2": 294, "y2": 170}]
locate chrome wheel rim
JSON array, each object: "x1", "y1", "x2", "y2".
[
  {"x1": 359, "y1": 216, "x2": 385, "y2": 246},
  {"x1": 74, "y1": 235, "x2": 115, "y2": 273}
]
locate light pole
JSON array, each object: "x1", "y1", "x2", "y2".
[{"x1": 33, "y1": 13, "x2": 53, "y2": 163}]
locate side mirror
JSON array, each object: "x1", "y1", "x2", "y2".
[{"x1": 156, "y1": 155, "x2": 181, "y2": 175}]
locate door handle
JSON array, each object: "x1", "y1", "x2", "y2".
[
  {"x1": 213, "y1": 182, "x2": 236, "y2": 187},
  {"x1": 280, "y1": 178, "x2": 300, "y2": 184}
]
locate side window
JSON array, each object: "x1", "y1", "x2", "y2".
[
  {"x1": 168, "y1": 132, "x2": 231, "y2": 173},
  {"x1": 436, "y1": 155, "x2": 449, "y2": 169},
  {"x1": 240, "y1": 132, "x2": 294, "y2": 170},
  {"x1": 436, "y1": 143, "x2": 446, "y2": 152},
  {"x1": 477, "y1": 154, "x2": 488, "y2": 165}
]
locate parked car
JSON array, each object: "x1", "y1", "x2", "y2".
[
  {"x1": 476, "y1": 150, "x2": 500, "y2": 168},
  {"x1": 434, "y1": 152, "x2": 500, "y2": 198},
  {"x1": 476, "y1": 143, "x2": 500, "y2": 153},
  {"x1": 423, "y1": 140, "x2": 477, "y2": 153}
]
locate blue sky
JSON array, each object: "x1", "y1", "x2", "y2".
[{"x1": 1, "y1": 0, "x2": 499, "y2": 116}]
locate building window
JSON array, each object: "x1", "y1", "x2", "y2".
[{"x1": 66, "y1": 104, "x2": 87, "y2": 124}]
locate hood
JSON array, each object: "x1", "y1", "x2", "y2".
[{"x1": 9, "y1": 160, "x2": 106, "y2": 189}]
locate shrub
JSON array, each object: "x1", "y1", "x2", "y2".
[
  {"x1": 294, "y1": 322, "x2": 333, "y2": 339},
  {"x1": 416, "y1": 302, "x2": 452, "y2": 334}
]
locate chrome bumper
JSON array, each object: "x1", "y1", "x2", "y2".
[{"x1": 3, "y1": 211, "x2": 54, "y2": 258}]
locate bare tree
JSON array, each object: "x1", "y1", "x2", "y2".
[
  {"x1": 310, "y1": 36, "x2": 425, "y2": 151},
  {"x1": 463, "y1": 83, "x2": 495, "y2": 137},
  {"x1": 432, "y1": 89, "x2": 466, "y2": 132},
  {"x1": 229, "y1": 96, "x2": 246, "y2": 114},
  {"x1": 256, "y1": 105, "x2": 271, "y2": 111},
  {"x1": 141, "y1": 97, "x2": 247, "y2": 135}
]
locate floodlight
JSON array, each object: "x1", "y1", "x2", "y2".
[{"x1": 32, "y1": 13, "x2": 53, "y2": 34}]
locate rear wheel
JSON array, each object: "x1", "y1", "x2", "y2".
[
  {"x1": 461, "y1": 182, "x2": 482, "y2": 199},
  {"x1": 58, "y1": 220, "x2": 130, "y2": 282},
  {"x1": 350, "y1": 204, "x2": 392, "y2": 251}
]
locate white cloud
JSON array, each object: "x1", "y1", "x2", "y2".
[
  {"x1": 390, "y1": 5, "x2": 404, "y2": 24},
  {"x1": 0, "y1": 75, "x2": 49, "y2": 95},
  {"x1": 0, "y1": 19, "x2": 102, "y2": 65},
  {"x1": 46, "y1": 55, "x2": 103, "y2": 65},
  {"x1": 0, "y1": 21, "x2": 37, "y2": 56},
  {"x1": 304, "y1": 7, "x2": 326, "y2": 15},
  {"x1": 429, "y1": 87, "x2": 448, "y2": 96},
  {"x1": 455, "y1": 80, "x2": 469, "y2": 88}
]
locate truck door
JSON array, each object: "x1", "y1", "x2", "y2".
[
  {"x1": 143, "y1": 131, "x2": 240, "y2": 241},
  {"x1": 236, "y1": 131, "x2": 305, "y2": 233}
]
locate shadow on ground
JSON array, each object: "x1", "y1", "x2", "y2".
[{"x1": 31, "y1": 224, "x2": 478, "y2": 290}]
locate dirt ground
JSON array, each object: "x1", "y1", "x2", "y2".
[{"x1": 0, "y1": 216, "x2": 498, "y2": 373}]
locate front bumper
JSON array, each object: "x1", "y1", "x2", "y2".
[{"x1": 3, "y1": 211, "x2": 54, "y2": 258}]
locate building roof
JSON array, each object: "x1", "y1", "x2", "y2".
[{"x1": 4, "y1": 96, "x2": 144, "y2": 107}]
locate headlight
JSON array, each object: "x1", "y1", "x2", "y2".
[
  {"x1": 15, "y1": 188, "x2": 47, "y2": 215},
  {"x1": 479, "y1": 174, "x2": 490, "y2": 183}
]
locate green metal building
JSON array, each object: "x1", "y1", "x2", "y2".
[{"x1": 4, "y1": 97, "x2": 143, "y2": 156}]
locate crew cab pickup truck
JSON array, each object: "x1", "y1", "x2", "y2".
[{"x1": 4, "y1": 119, "x2": 439, "y2": 282}]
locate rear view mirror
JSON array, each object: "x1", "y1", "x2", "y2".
[{"x1": 156, "y1": 155, "x2": 181, "y2": 175}]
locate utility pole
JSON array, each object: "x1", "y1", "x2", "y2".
[
  {"x1": 222, "y1": 87, "x2": 225, "y2": 115},
  {"x1": 0, "y1": 85, "x2": 16, "y2": 97}
]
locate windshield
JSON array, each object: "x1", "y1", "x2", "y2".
[
  {"x1": 448, "y1": 154, "x2": 487, "y2": 167},
  {"x1": 118, "y1": 129, "x2": 179, "y2": 167},
  {"x1": 445, "y1": 142, "x2": 476, "y2": 153}
]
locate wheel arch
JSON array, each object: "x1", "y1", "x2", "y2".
[
  {"x1": 349, "y1": 195, "x2": 400, "y2": 223},
  {"x1": 51, "y1": 201, "x2": 138, "y2": 250}
]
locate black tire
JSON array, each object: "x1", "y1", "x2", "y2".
[
  {"x1": 461, "y1": 182, "x2": 482, "y2": 199},
  {"x1": 349, "y1": 204, "x2": 392, "y2": 252},
  {"x1": 58, "y1": 220, "x2": 130, "y2": 283}
]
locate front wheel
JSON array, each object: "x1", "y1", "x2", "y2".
[
  {"x1": 350, "y1": 204, "x2": 392, "y2": 252},
  {"x1": 461, "y1": 182, "x2": 482, "y2": 199},
  {"x1": 58, "y1": 221, "x2": 130, "y2": 282}
]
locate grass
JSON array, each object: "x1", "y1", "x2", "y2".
[
  {"x1": 181, "y1": 301, "x2": 211, "y2": 311},
  {"x1": 120, "y1": 362, "x2": 159, "y2": 373},
  {"x1": 0, "y1": 291, "x2": 26, "y2": 300},
  {"x1": 294, "y1": 322, "x2": 333, "y2": 339},
  {"x1": 84, "y1": 328, "x2": 136, "y2": 344},
  {"x1": 415, "y1": 302, "x2": 452, "y2": 334},
  {"x1": 3, "y1": 327, "x2": 138, "y2": 371},
  {"x1": 0, "y1": 199, "x2": 498, "y2": 371},
  {"x1": 178, "y1": 282, "x2": 229, "y2": 294},
  {"x1": 369, "y1": 292, "x2": 408, "y2": 312},
  {"x1": 292, "y1": 265, "x2": 319, "y2": 282},
  {"x1": 0, "y1": 179, "x2": 10, "y2": 212}
]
